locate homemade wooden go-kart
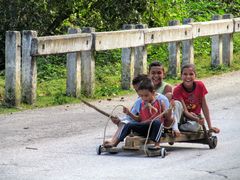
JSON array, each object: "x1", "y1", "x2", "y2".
[
  {"x1": 96, "y1": 125, "x2": 218, "y2": 158},
  {"x1": 80, "y1": 99, "x2": 218, "y2": 158}
]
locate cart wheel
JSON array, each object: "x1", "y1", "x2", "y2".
[
  {"x1": 160, "y1": 148, "x2": 166, "y2": 158},
  {"x1": 168, "y1": 142, "x2": 174, "y2": 145},
  {"x1": 96, "y1": 145, "x2": 102, "y2": 155},
  {"x1": 145, "y1": 150, "x2": 150, "y2": 157},
  {"x1": 209, "y1": 136, "x2": 218, "y2": 149},
  {"x1": 109, "y1": 151, "x2": 118, "y2": 154}
]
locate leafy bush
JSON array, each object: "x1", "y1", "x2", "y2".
[{"x1": 1, "y1": 0, "x2": 240, "y2": 109}]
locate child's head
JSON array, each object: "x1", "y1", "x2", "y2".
[
  {"x1": 181, "y1": 63, "x2": 196, "y2": 75},
  {"x1": 148, "y1": 61, "x2": 165, "y2": 88},
  {"x1": 132, "y1": 74, "x2": 148, "y2": 92},
  {"x1": 181, "y1": 63, "x2": 196, "y2": 89},
  {"x1": 137, "y1": 77, "x2": 155, "y2": 103}
]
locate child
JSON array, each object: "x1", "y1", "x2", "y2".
[
  {"x1": 106, "y1": 77, "x2": 175, "y2": 149},
  {"x1": 173, "y1": 63, "x2": 220, "y2": 133},
  {"x1": 104, "y1": 74, "x2": 170, "y2": 147},
  {"x1": 149, "y1": 61, "x2": 180, "y2": 136},
  {"x1": 110, "y1": 74, "x2": 149, "y2": 125},
  {"x1": 148, "y1": 61, "x2": 172, "y2": 98}
]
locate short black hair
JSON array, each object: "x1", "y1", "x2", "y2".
[
  {"x1": 137, "y1": 77, "x2": 154, "y2": 93},
  {"x1": 148, "y1": 61, "x2": 164, "y2": 72},
  {"x1": 132, "y1": 74, "x2": 148, "y2": 85},
  {"x1": 181, "y1": 63, "x2": 196, "y2": 75}
]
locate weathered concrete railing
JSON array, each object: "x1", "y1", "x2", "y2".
[{"x1": 5, "y1": 15, "x2": 240, "y2": 106}]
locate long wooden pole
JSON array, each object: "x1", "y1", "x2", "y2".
[{"x1": 80, "y1": 99, "x2": 112, "y2": 117}]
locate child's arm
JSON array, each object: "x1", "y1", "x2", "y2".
[
  {"x1": 162, "y1": 100, "x2": 180, "y2": 137},
  {"x1": 202, "y1": 97, "x2": 220, "y2": 133},
  {"x1": 181, "y1": 100, "x2": 203, "y2": 124},
  {"x1": 201, "y1": 96, "x2": 212, "y2": 128},
  {"x1": 123, "y1": 107, "x2": 141, "y2": 122},
  {"x1": 163, "y1": 101, "x2": 173, "y2": 120},
  {"x1": 161, "y1": 100, "x2": 175, "y2": 124}
]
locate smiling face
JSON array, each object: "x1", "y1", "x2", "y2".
[
  {"x1": 149, "y1": 66, "x2": 164, "y2": 88},
  {"x1": 181, "y1": 67, "x2": 196, "y2": 90}
]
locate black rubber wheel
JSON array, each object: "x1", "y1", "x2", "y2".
[
  {"x1": 96, "y1": 145, "x2": 102, "y2": 155},
  {"x1": 209, "y1": 136, "x2": 218, "y2": 149},
  {"x1": 145, "y1": 149, "x2": 150, "y2": 157},
  {"x1": 109, "y1": 151, "x2": 118, "y2": 154},
  {"x1": 168, "y1": 142, "x2": 174, "y2": 145}
]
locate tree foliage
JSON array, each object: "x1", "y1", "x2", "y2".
[
  {"x1": 0, "y1": 0, "x2": 82, "y2": 69},
  {"x1": 0, "y1": 0, "x2": 239, "y2": 69}
]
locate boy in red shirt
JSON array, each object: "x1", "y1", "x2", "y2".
[{"x1": 173, "y1": 63, "x2": 220, "y2": 133}]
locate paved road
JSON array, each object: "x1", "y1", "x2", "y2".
[{"x1": 0, "y1": 71, "x2": 240, "y2": 180}]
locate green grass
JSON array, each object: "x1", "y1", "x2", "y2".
[{"x1": 0, "y1": 34, "x2": 240, "y2": 114}]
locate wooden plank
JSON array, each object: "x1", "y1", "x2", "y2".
[
  {"x1": 124, "y1": 131, "x2": 206, "y2": 150},
  {"x1": 31, "y1": 33, "x2": 92, "y2": 56},
  {"x1": 191, "y1": 19, "x2": 234, "y2": 38},
  {"x1": 234, "y1": 18, "x2": 240, "y2": 32},
  {"x1": 94, "y1": 29, "x2": 144, "y2": 51},
  {"x1": 144, "y1": 25, "x2": 192, "y2": 44},
  {"x1": 160, "y1": 131, "x2": 205, "y2": 143}
]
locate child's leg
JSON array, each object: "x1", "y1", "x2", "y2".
[
  {"x1": 148, "y1": 120, "x2": 163, "y2": 149},
  {"x1": 104, "y1": 123, "x2": 133, "y2": 147},
  {"x1": 174, "y1": 100, "x2": 184, "y2": 124},
  {"x1": 104, "y1": 123, "x2": 125, "y2": 145},
  {"x1": 150, "y1": 120, "x2": 163, "y2": 143},
  {"x1": 129, "y1": 123, "x2": 149, "y2": 137}
]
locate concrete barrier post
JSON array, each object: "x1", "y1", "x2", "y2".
[
  {"x1": 121, "y1": 24, "x2": 135, "y2": 90},
  {"x1": 21, "y1": 30, "x2": 37, "y2": 104},
  {"x1": 211, "y1": 15, "x2": 223, "y2": 67},
  {"x1": 134, "y1": 24, "x2": 148, "y2": 77},
  {"x1": 182, "y1": 18, "x2": 194, "y2": 66},
  {"x1": 5, "y1": 31, "x2": 21, "y2": 107},
  {"x1": 222, "y1": 14, "x2": 234, "y2": 66},
  {"x1": 81, "y1": 27, "x2": 95, "y2": 96},
  {"x1": 168, "y1": 20, "x2": 181, "y2": 76},
  {"x1": 66, "y1": 28, "x2": 81, "y2": 97}
]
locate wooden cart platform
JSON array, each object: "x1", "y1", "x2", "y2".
[{"x1": 97, "y1": 126, "x2": 218, "y2": 158}]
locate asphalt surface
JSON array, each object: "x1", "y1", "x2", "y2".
[{"x1": 0, "y1": 71, "x2": 240, "y2": 180}]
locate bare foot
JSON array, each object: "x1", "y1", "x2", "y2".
[
  {"x1": 103, "y1": 139, "x2": 111, "y2": 145},
  {"x1": 103, "y1": 139, "x2": 120, "y2": 148},
  {"x1": 148, "y1": 145, "x2": 160, "y2": 150}
]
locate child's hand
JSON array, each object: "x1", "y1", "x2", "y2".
[
  {"x1": 190, "y1": 112, "x2": 197, "y2": 116},
  {"x1": 123, "y1": 107, "x2": 130, "y2": 115},
  {"x1": 210, "y1": 127, "x2": 220, "y2": 134},
  {"x1": 172, "y1": 130, "x2": 181, "y2": 137},
  {"x1": 146, "y1": 103, "x2": 157, "y2": 114},
  {"x1": 197, "y1": 118, "x2": 204, "y2": 125}
]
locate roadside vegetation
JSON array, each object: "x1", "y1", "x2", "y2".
[{"x1": 0, "y1": 0, "x2": 239, "y2": 113}]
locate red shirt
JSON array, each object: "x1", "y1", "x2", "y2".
[
  {"x1": 173, "y1": 81, "x2": 208, "y2": 115},
  {"x1": 139, "y1": 99, "x2": 162, "y2": 122}
]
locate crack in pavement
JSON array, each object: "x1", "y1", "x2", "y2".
[
  {"x1": 205, "y1": 170, "x2": 228, "y2": 179},
  {"x1": 192, "y1": 166, "x2": 240, "y2": 179}
]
